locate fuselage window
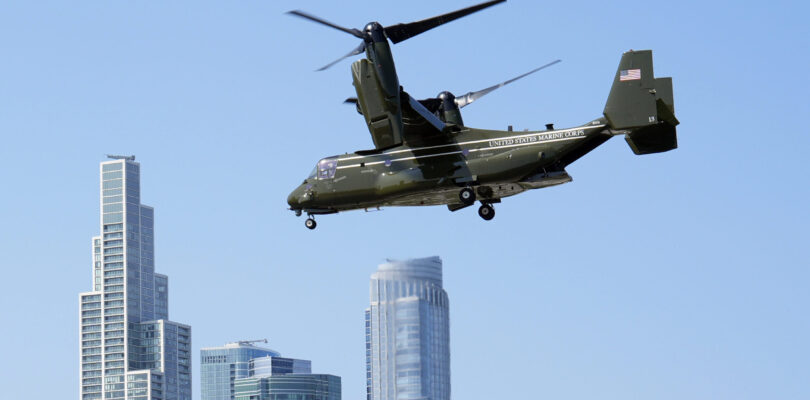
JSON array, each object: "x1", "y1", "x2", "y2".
[{"x1": 317, "y1": 158, "x2": 338, "y2": 180}]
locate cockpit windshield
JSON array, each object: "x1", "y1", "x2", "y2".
[{"x1": 315, "y1": 157, "x2": 338, "y2": 180}]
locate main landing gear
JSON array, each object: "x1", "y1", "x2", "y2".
[
  {"x1": 458, "y1": 187, "x2": 496, "y2": 221},
  {"x1": 478, "y1": 203, "x2": 495, "y2": 221},
  {"x1": 459, "y1": 187, "x2": 476, "y2": 205}
]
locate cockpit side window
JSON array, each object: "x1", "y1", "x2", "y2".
[{"x1": 317, "y1": 158, "x2": 338, "y2": 180}]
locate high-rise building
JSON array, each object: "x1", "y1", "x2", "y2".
[
  {"x1": 200, "y1": 342, "x2": 280, "y2": 399},
  {"x1": 234, "y1": 374, "x2": 341, "y2": 400},
  {"x1": 366, "y1": 256, "x2": 451, "y2": 400},
  {"x1": 200, "y1": 342, "x2": 314, "y2": 400},
  {"x1": 79, "y1": 157, "x2": 192, "y2": 400}
]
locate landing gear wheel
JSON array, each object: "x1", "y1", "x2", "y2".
[
  {"x1": 305, "y1": 218, "x2": 317, "y2": 230},
  {"x1": 459, "y1": 187, "x2": 476, "y2": 205},
  {"x1": 478, "y1": 204, "x2": 495, "y2": 221}
]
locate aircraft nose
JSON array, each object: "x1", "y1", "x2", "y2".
[
  {"x1": 287, "y1": 184, "x2": 310, "y2": 208},
  {"x1": 287, "y1": 186, "x2": 302, "y2": 207}
]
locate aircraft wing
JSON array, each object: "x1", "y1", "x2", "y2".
[{"x1": 352, "y1": 59, "x2": 447, "y2": 148}]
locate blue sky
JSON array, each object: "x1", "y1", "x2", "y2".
[{"x1": 1, "y1": 0, "x2": 808, "y2": 399}]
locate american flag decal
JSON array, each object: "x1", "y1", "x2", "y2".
[{"x1": 620, "y1": 69, "x2": 641, "y2": 81}]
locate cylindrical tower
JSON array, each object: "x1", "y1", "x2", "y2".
[{"x1": 366, "y1": 256, "x2": 450, "y2": 400}]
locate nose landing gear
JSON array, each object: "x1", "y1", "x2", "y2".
[{"x1": 305, "y1": 217, "x2": 317, "y2": 230}]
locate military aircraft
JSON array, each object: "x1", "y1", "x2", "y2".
[{"x1": 286, "y1": 0, "x2": 678, "y2": 229}]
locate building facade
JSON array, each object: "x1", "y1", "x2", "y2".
[
  {"x1": 249, "y1": 355, "x2": 312, "y2": 377},
  {"x1": 202, "y1": 342, "x2": 341, "y2": 400},
  {"x1": 366, "y1": 256, "x2": 451, "y2": 400},
  {"x1": 79, "y1": 158, "x2": 191, "y2": 400},
  {"x1": 200, "y1": 342, "x2": 280, "y2": 400},
  {"x1": 234, "y1": 374, "x2": 341, "y2": 400},
  {"x1": 201, "y1": 342, "x2": 315, "y2": 400}
]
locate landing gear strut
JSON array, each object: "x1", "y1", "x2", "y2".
[
  {"x1": 459, "y1": 187, "x2": 476, "y2": 205},
  {"x1": 478, "y1": 203, "x2": 495, "y2": 221},
  {"x1": 305, "y1": 217, "x2": 317, "y2": 230}
]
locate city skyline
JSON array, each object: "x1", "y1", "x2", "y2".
[{"x1": 2, "y1": 1, "x2": 808, "y2": 399}]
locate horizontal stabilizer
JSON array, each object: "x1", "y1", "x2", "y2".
[{"x1": 625, "y1": 123, "x2": 677, "y2": 155}]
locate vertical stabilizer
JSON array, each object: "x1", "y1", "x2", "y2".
[{"x1": 603, "y1": 50, "x2": 679, "y2": 155}]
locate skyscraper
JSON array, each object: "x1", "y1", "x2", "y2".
[
  {"x1": 200, "y1": 342, "x2": 283, "y2": 400},
  {"x1": 234, "y1": 374, "x2": 341, "y2": 400},
  {"x1": 366, "y1": 256, "x2": 450, "y2": 400},
  {"x1": 79, "y1": 157, "x2": 192, "y2": 400},
  {"x1": 202, "y1": 341, "x2": 339, "y2": 400}
]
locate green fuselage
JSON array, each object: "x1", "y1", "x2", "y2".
[
  {"x1": 286, "y1": 2, "x2": 677, "y2": 227},
  {"x1": 287, "y1": 118, "x2": 611, "y2": 214}
]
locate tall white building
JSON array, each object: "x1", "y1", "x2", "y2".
[
  {"x1": 366, "y1": 256, "x2": 450, "y2": 400},
  {"x1": 79, "y1": 157, "x2": 191, "y2": 400}
]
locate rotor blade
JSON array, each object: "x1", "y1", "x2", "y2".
[
  {"x1": 455, "y1": 59, "x2": 561, "y2": 108},
  {"x1": 344, "y1": 98, "x2": 363, "y2": 115},
  {"x1": 317, "y1": 41, "x2": 367, "y2": 71},
  {"x1": 286, "y1": 10, "x2": 364, "y2": 38},
  {"x1": 383, "y1": 0, "x2": 506, "y2": 44}
]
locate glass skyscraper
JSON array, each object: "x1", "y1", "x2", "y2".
[
  {"x1": 366, "y1": 256, "x2": 451, "y2": 400},
  {"x1": 79, "y1": 157, "x2": 192, "y2": 400},
  {"x1": 200, "y1": 342, "x2": 283, "y2": 400},
  {"x1": 233, "y1": 374, "x2": 341, "y2": 400},
  {"x1": 202, "y1": 341, "x2": 339, "y2": 400}
]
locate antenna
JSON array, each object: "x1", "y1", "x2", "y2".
[{"x1": 106, "y1": 154, "x2": 135, "y2": 161}]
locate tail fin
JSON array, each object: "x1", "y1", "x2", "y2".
[{"x1": 603, "y1": 50, "x2": 679, "y2": 155}]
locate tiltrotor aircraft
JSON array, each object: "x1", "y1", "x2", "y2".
[{"x1": 286, "y1": 0, "x2": 678, "y2": 229}]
